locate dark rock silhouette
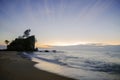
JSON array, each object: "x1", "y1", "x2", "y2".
[
  {"x1": 0, "y1": 29, "x2": 56, "y2": 52},
  {"x1": 4, "y1": 29, "x2": 37, "y2": 51},
  {"x1": 44, "y1": 50, "x2": 50, "y2": 52},
  {"x1": 7, "y1": 36, "x2": 36, "y2": 51}
]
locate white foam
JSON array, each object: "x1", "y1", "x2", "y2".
[
  {"x1": 32, "y1": 57, "x2": 119, "y2": 80},
  {"x1": 22, "y1": 51, "x2": 120, "y2": 80}
]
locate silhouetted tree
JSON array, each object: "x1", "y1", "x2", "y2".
[
  {"x1": 23, "y1": 29, "x2": 31, "y2": 38},
  {"x1": 5, "y1": 40, "x2": 9, "y2": 45}
]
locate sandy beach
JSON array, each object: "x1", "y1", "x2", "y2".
[{"x1": 0, "y1": 51, "x2": 75, "y2": 80}]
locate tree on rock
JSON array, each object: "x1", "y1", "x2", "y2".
[
  {"x1": 23, "y1": 29, "x2": 31, "y2": 38},
  {"x1": 5, "y1": 40, "x2": 9, "y2": 45}
]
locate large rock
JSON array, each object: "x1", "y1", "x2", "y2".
[{"x1": 7, "y1": 36, "x2": 36, "y2": 51}]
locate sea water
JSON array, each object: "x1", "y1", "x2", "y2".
[{"x1": 23, "y1": 45, "x2": 120, "y2": 80}]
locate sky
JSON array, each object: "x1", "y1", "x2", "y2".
[{"x1": 0, "y1": 0, "x2": 120, "y2": 47}]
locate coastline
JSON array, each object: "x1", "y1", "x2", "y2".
[{"x1": 0, "y1": 51, "x2": 75, "y2": 80}]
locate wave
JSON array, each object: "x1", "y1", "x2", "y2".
[
  {"x1": 21, "y1": 52, "x2": 120, "y2": 74},
  {"x1": 20, "y1": 51, "x2": 120, "y2": 80}
]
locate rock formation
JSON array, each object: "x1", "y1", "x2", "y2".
[
  {"x1": 7, "y1": 36, "x2": 36, "y2": 51},
  {"x1": 6, "y1": 29, "x2": 37, "y2": 51}
]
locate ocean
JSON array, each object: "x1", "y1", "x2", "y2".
[{"x1": 22, "y1": 45, "x2": 120, "y2": 80}]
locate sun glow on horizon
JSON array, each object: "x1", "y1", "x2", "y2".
[
  {"x1": 49, "y1": 42, "x2": 88, "y2": 46},
  {"x1": 35, "y1": 41, "x2": 120, "y2": 47}
]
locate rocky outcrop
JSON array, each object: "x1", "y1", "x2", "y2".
[{"x1": 7, "y1": 36, "x2": 36, "y2": 51}]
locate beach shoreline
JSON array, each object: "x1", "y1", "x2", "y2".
[{"x1": 0, "y1": 51, "x2": 75, "y2": 80}]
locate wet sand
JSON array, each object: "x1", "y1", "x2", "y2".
[{"x1": 0, "y1": 51, "x2": 75, "y2": 80}]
